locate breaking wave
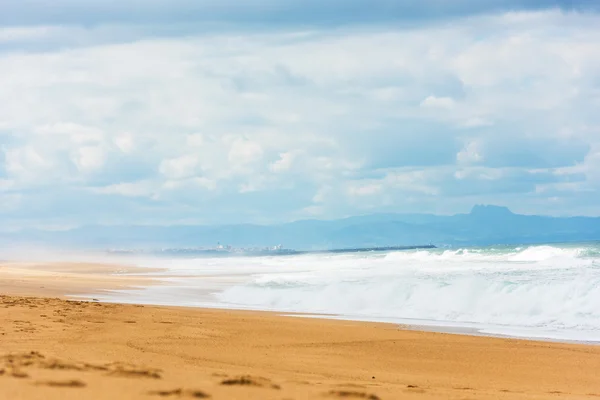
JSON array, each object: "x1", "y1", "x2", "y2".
[{"x1": 214, "y1": 244, "x2": 600, "y2": 341}]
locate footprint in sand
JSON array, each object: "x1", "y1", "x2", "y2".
[
  {"x1": 148, "y1": 388, "x2": 210, "y2": 398},
  {"x1": 0, "y1": 351, "x2": 162, "y2": 380},
  {"x1": 404, "y1": 384, "x2": 426, "y2": 394},
  {"x1": 326, "y1": 390, "x2": 381, "y2": 400},
  {"x1": 35, "y1": 380, "x2": 86, "y2": 388},
  {"x1": 105, "y1": 362, "x2": 162, "y2": 379},
  {"x1": 0, "y1": 368, "x2": 29, "y2": 378},
  {"x1": 220, "y1": 375, "x2": 280, "y2": 390}
]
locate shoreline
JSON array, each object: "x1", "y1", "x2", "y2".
[
  {"x1": 71, "y1": 287, "x2": 600, "y2": 345},
  {"x1": 2, "y1": 260, "x2": 600, "y2": 399},
  {"x1": 4, "y1": 259, "x2": 598, "y2": 344},
  {"x1": 75, "y1": 297, "x2": 600, "y2": 347},
  {"x1": 2, "y1": 294, "x2": 600, "y2": 399}
]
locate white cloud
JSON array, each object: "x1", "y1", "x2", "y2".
[
  {"x1": 114, "y1": 134, "x2": 135, "y2": 153},
  {"x1": 535, "y1": 181, "x2": 585, "y2": 194},
  {"x1": 299, "y1": 205, "x2": 326, "y2": 217},
  {"x1": 186, "y1": 134, "x2": 204, "y2": 147},
  {"x1": 71, "y1": 145, "x2": 105, "y2": 172},
  {"x1": 0, "y1": 26, "x2": 61, "y2": 42},
  {"x1": 228, "y1": 138, "x2": 264, "y2": 169},
  {"x1": 35, "y1": 123, "x2": 104, "y2": 144},
  {"x1": 270, "y1": 151, "x2": 295, "y2": 172},
  {"x1": 348, "y1": 183, "x2": 383, "y2": 196},
  {"x1": 1, "y1": 9, "x2": 600, "y2": 225},
  {"x1": 4, "y1": 146, "x2": 51, "y2": 180},
  {"x1": 457, "y1": 141, "x2": 484, "y2": 164},
  {"x1": 159, "y1": 155, "x2": 199, "y2": 180},
  {"x1": 420, "y1": 95, "x2": 456, "y2": 109},
  {"x1": 385, "y1": 170, "x2": 441, "y2": 196},
  {"x1": 92, "y1": 180, "x2": 155, "y2": 197}
]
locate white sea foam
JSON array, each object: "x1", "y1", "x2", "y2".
[{"x1": 89, "y1": 243, "x2": 600, "y2": 342}]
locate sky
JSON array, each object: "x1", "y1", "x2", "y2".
[{"x1": 1, "y1": 0, "x2": 600, "y2": 229}]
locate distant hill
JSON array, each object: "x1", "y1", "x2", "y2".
[{"x1": 2, "y1": 205, "x2": 599, "y2": 250}]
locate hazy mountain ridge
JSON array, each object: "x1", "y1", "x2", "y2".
[{"x1": 2, "y1": 205, "x2": 599, "y2": 250}]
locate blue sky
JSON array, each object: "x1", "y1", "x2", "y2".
[{"x1": 1, "y1": 0, "x2": 600, "y2": 229}]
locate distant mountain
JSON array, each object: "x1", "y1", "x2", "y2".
[{"x1": 2, "y1": 205, "x2": 600, "y2": 250}]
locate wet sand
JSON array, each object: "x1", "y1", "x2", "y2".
[{"x1": 1, "y1": 261, "x2": 600, "y2": 399}]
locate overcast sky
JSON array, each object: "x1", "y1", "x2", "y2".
[{"x1": 1, "y1": 0, "x2": 600, "y2": 229}]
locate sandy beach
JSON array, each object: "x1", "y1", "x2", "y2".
[{"x1": 1, "y1": 261, "x2": 600, "y2": 399}]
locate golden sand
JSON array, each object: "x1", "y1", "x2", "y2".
[{"x1": 1, "y1": 261, "x2": 600, "y2": 399}]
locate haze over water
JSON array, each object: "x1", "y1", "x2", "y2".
[{"x1": 86, "y1": 241, "x2": 600, "y2": 343}]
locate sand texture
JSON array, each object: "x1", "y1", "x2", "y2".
[
  {"x1": 0, "y1": 261, "x2": 162, "y2": 297},
  {"x1": 1, "y1": 262, "x2": 600, "y2": 399}
]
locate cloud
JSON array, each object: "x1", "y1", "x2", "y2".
[
  {"x1": 1, "y1": 8, "x2": 600, "y2": 228},
  {"x1": 71, "y1": 145, "x2": 106, "y2": 172},
  {"x1": 91, "y1": 180, "x2": 155, "y2": 197},
  {"x1": 159, "y1": 155, "x2": 200, "y2": 180},
  {"x1": 270, "y1": 152, "x2": 295, "y2": 173},
  {"x1": 420, "y1": 95, "x2": 456, "y2": 109},
  {"x1": 457, "y1": 141, "x2": 484, "y2": 164},
  {"x1": 228, "y1": 138, "x2": 264, "y2": 170},
  {"x1": 348, "y1": 183, "x2": 383, "y2": 197},
  {"x1": 114, "y1": 134, "x2": 135, "y2": 153},
  {"x1": 4, "y1": 146, "x2": 48, "y2": 177}
]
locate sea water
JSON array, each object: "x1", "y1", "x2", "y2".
[{"x1": 88, "y1": 242, "x2": 600, "y2": 342}]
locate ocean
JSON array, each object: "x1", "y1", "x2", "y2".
[{"x1": 85, "y1": 242, "x2": 600, "y2": 343}]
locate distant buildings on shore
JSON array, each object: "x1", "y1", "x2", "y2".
[{"x1": 106, "y1": 244, "x2": 435, "y2": 257}]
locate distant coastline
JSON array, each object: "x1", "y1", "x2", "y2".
[
  {"x1": 107, "y1": 244, "x2": 437, "y2": 258},
  {"x1": 6, "y1": 205, "x2": 600, "y2": 251}
]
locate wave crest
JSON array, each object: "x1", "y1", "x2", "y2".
[{"x1": 216, "y1": 244, "x2": 600, "y2": 340}]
